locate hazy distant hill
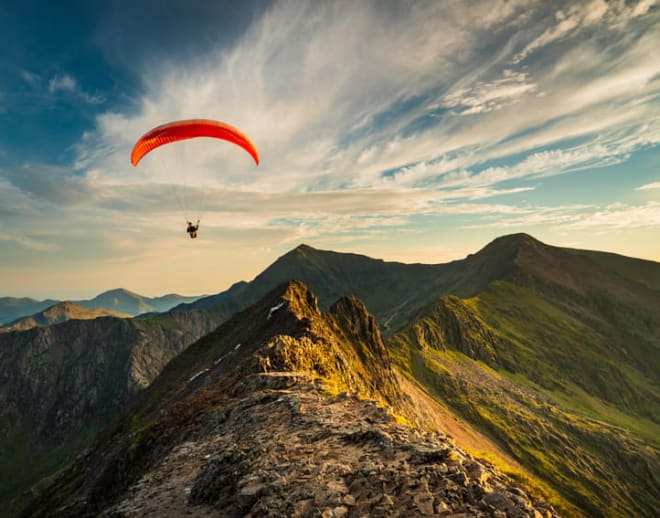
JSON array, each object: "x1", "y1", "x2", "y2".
[
  {"x1": 0, "y1": 297, "x2": 58, "y2": 325},
  {"x1": 0, "y1": 289, "x2": 204, "y2": 324},
  {"x1": 0, "y1": 302, "x2": 131, "y2": 333}
]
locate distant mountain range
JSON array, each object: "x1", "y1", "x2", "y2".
[
  {"x1": 0, "y1": 289, "x2": 206, "y2": 325},
  {"x1": 0, "y1": 302, "x2": 130, "y2": 333},
  {"x1": 2, "y1": 233, "x2": 659, "y2": 517}
]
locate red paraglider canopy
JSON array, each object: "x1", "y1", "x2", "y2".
[{"x1": 130, "y1": 119, "x2": 260, "y2": 166}]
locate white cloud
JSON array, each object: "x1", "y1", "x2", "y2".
[
  {"x1": 48, "y1": 73, "x2": 104, "y2": 104},
  {"x1": 637, "y1": 182, "x2": 660, "y2": 190},
  {"x1": 567, "y1": 201, "x2": 660, "y2": 229},
  {"x1": 48, "y1": 74, "x2": 77, "y2": 94},
  {"x1": 442, "y1": 70, "x2": 538, "y2": 115},
  {"x1": 465, "y1": 201, "x2": 660, "y2": 231},
  {"x1": 514, "y1": 0, "x2": 657, "y2": 63}
]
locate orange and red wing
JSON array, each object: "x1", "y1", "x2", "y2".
[{"x1": 130, "y1": 119, "x2": 260, "y2": 166}]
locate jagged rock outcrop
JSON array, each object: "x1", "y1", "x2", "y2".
[
  {"x1": 111, "y1": 373, "x2": 555, "y2": 517},
  {"x1": 19, "y1": 281, "x2": 557, "y2": 517},
  {"x1": 405, "y1": 295, "x2": 498, "y2": 366}
]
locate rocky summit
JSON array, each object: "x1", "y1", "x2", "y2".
[{"x1": 20, "y1": 281, "x2": 557, "y2": 517}]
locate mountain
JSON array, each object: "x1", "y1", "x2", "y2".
[
  {"x1": 0, "y1": 301, "x2": 131, "y2": 333},
  {"x1": 0, "y1": 290, "x2": 205, "y2": 325},
  {"x1": 0, "y1": 297, "x2": 58, "y2": 325},
  {"x1": 387, "y1": 234, "x2": 660, "y2": 517},
  {"x1": 0, "y1": 309, "x2": 221, "y2": 514},
  {"x1": 4, "y1": 233, "x2": 659, "y2": 516},
  {"x1": 175, "y1": 234, "x2": 660, "y2": 516},
  {"x1": 18, "y1": 282, "x2": 557, "y2": 518},
  {"x1": 76, "y1": 288, "x2": 204, "y2": 316},
  {"x1": 177, "y1": 243, "x2": 456, "y2": 331}
]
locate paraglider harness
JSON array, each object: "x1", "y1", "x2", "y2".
[{"x1": 187, "y1": 220, "x2": 200, "y2": 239}]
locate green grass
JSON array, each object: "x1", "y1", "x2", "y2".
[
  {"x1": 389, "y1": 286, "x2": 660, "y2": 517},
  {"x1": 465, "y1": 281, "x2": 660, "y2": 423}
]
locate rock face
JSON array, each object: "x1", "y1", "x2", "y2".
[
  {"x1": 0, "y1": 310, "x2": 219, "y2": 511},
  {"x1": 19, "y1": 281, "x2": 557, "y2": 517},
  {"x1": 406, "y1": 295, "x2": 498, "y2": 366}
]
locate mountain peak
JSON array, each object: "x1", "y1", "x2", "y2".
[
  {"x1": 293, "y1": 243, "x2": 316, "y2": 253},
  {"x1": 95, "y1": 288, "x2": 141, "y2": 298},
  {"x1": 277, "y1": 280, "x2": 321, "y2": 320},
  {"x1": 483, "y1": 232, "x2": 543, "y2": 251}
]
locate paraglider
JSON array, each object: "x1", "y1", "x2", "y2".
[
  {"x1": 130, "y1": 119, "x2": 260, "y2": 167},
  {"x1": 186, "y1": 220, "x2": 200, "y2": 239},
  {"x1": 130, "y1": 119, "x2": 259, "y2": 238}
]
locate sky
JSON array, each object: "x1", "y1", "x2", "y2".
[{"x1": 0, "y1": 0, "x2": 659, "y2": 299}]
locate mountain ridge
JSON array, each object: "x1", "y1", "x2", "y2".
[
  {"x1": 18, "y1": 281, "x2": 558, "y2": 518},
  {"x1": 0, "y1": 301, "x2": 131, "y2": 333},
  {"x1": 2, "y1": 233, "x2": 659, "y2": 516},
  {"x1": 0, "y1": 289, "x2": 206, "y2": 325}
]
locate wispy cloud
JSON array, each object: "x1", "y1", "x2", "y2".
[
  {"x1": 0, "y1": 232, "x2": 57, "y2": 252},
  {"x1": 636, "y1": 182, "x2": 660, "y2": 190},
  {"x1": 19, "y1": 69, "x2": 40, "y2": 87},
  {"x1": 48, "y1": 73, "x2": 104, "y2": 104},
  {"x1": 48, "y1": 74, "x2": 77, "y2": 94},
  {"x1": 3, "y1": 164, "x2": 105, "y2": 207},
  {"x1": 465, "y1": 201, "x2": 660, "y2": 231},
  {"x1": 442, "y1": 70, "x2": 538, "y2": 115},
  {"x1": 514, "y1": 0, "x2": 656, "y2": 63},
  {"x1": 567, "y1": 201, "x2": 660, "y2": 229}
]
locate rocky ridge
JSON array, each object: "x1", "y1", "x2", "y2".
[
  {"x1": 110, "y1": 373, "x2": 555, "y2": 517},
  {"x1": 20, "y1": 281, "x2": 557, "y2": 517}
]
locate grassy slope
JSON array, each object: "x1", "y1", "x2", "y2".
[
  {"x1": 467, "y1": 281, "x2": 660, "y2": 428},
  {"x1": 389, "y1": 281, "x2": 660, "y2": 517}
]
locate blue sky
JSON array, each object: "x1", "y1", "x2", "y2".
[{"x1": 1, "y1": 0, "x2": 659, "y2": 299}]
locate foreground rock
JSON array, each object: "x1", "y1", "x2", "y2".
[{"x1": 111, "y1": 373, "x2": 555, "y2": 517}]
